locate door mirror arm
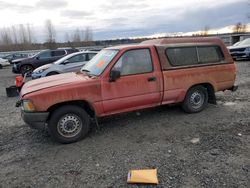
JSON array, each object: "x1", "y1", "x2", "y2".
[
  {"x1": 62, "y1": 60, "x2": 70, "y2": 65},
  {"x1": 109, "y1": 70, "x2": 120, "y2": 82}
]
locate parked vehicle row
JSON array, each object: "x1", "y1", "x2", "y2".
[
  {"x1": 31, "y1": 51, "x2": 97, "y2": 79},
  {"x1": 0, "y1": 53, "x2": 29, "y2": 68},
  {"x1": 16, "y1": 37, "x2": 238, "y2": 144},
  {"x1": 12, "y1": 48, "x2": 79, "y2": 76},
  {"x1": 1, "y1": 53, "x2": 28, "y2": 63}
]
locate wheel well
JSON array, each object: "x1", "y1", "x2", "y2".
[
  {"x1": 20, "y1": 64, "x2": 34, "y2": 69},
  {"x1": 46, "y1": 71, "x2": 59, "y2": 76},
  {"x1": 190, "y1": 83, "x2": 216, "y2": 104},
  {"x1": 21, "y1": 64, "x2": 33, "y2": 67},
  {"x1": 47, "y1": 100, "x2": 95, "y2": 119}
]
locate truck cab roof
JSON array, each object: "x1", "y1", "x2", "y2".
[{"x1": 106, "y1": 37, "x2": 226, "y2": 50}]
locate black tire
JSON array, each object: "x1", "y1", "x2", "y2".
[
  {"x1": 0, "y1": 64, "x2": 2, "y2": 69},
  {"x1": 21, "y1": 65, "x2": 33, "y2": 77},
  {"x1": 46, "y1": 71, "x2": 59, "y2": 77},
  {"x1": 182, "y1": 85, "x2": 208, "y2": 113},
  {"x1": 48, "y1": 105, "x2": 90, "y2": 144}
]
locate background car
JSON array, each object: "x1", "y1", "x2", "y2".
[
  {"x1": 12, "y1": 48, "x2": 79, "y2": 76},
  {"x1": 0, "y1": 58, "x2": 10, "y2": 68},
  {"x1": 31, "y1": 51, "x2": 97, "y2": 79},
  {"x1": 2, "y1": 53, "x2": 28, "y2": 64},
  {"x1": 228, "y1": 38, "x2": 250, "y2": 60}
]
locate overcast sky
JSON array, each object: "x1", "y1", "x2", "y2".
[{"x1": 0, "y1": 0, "x2": 249, "y2": 41}]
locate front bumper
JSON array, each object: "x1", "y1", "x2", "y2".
[
  {"x1": 31, "y1": 72, "x2": 42, "y2": 79},
  {"x1": 228, "y1": 85, "x2": 238, "y2": 92},
  {"x1": 21, "y1": 110, "x2": 49, "y2": 130},
  {"x1": 230, "y1": 52, "x2": 250, "y2": 60},
  {"x1": 12, "y1": 64, "x2": 20, "y2": 73}
]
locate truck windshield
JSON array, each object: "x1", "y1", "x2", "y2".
[{"x1": 81, "y1": 49, "x2": 118, "y2": 76}]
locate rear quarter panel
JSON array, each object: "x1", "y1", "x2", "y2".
[{"x1": 162, "y1": 63, "x2": 236, "y2": 104}]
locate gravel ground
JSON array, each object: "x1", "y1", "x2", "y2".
[{"x1": 0, "y1": 62, "x2": 249, "y2": 188}]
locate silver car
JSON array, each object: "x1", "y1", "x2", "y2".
[
  {"x1": 0, "y1": 58, "x2": 10, "y2": 67},
  {"x1": 31, "y1": 51, "x2": 97, "y2": 79},
  {"x1": 228, "y1": 38, "x2": 250, "y2": 60}
]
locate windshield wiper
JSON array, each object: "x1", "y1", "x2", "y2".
[
  {"x1": 81, "y1": 69, "x2": 90, "y2": 73},
  {"x1": 81, "y1": 69, "x2": 93, "y2": 77},
  {"x1": 81, "y1": 69, "x2": 97, "y2": 77}
]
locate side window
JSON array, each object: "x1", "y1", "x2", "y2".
[
  {"x1": 38, "y1": 51, "x2": 52, "y2": 59},
  {"x1": 52, "y1": 50, "x2": 66, "y2": 57},
  {"x1": 166, "y1": 47, "x2": 198, "y2": 66},
  {"x1": 88, "y1": 53, "x2": 96, "y2": 60},
  {"x1": 113, "y1": 49, "x2": 153, "y2": 76},
  {"x1": 197, "y1": 46, "x2": 224, "y2": 63},
  {"x1": 67, "y1": 54, "x2": 86, "y2": 63}
]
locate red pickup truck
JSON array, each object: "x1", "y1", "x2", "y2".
[{"x1": 18, "y1": 37, "x2": 237, "y2": 143}]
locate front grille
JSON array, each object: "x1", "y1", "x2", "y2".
[{"x1": 230, "y1": 48, "x2": 246, "y2": 52}]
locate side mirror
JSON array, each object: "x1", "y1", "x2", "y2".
[
  {"x1": 109, "y1": 70, "x2": 120, "y2": 82},
  {"x1": 36, "y1": 56, "x2": 40, "y2": 60},
  {"x1": 62, "y1": 60, "x2": 70, "y2": 65}
]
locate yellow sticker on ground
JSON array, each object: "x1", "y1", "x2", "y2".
[{"x1": 127, "y1": 169, "x2": 159, "y2": 184}]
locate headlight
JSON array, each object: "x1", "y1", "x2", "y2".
[
  {"x1": 22, "y1": 100, "x2": 36, "y2": 112},
  {"x1": 245, "y1": 47, "x2": 250, "y2": 52},
  {"x1": 36, "y1": 69, "x2": 46, "y2": 74}
]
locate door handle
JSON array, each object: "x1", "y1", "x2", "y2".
[{"x1": 148, "y1": 76, "x2": 156, "y2": 82}]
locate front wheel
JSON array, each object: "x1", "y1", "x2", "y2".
[
  {"x1": 21, "y1": 65, "x2": 33, "y2": 77},
  {"x1": 182, "y1": 86, "x2": 208, "y2": 113},
  {"x1": 48, "y1": 105, "x2": 90, "y2": 144}
]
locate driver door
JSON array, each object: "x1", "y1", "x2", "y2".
[
  {"x1": 101, "y1": 48, "x2": 162, "y2": 114},
  {"x1": 36, "y1": 51, "x2": 52, "y2": 67}
]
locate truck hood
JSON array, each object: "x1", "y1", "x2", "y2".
[{"x1": 21, "y1": 72, "x2": 92, "y2": 96}]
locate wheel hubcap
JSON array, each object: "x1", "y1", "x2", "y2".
[
  {"x1": 57, "y1": 114, "x2": 82, "y2": 138},
  {"x1": 190, "y1": 91, "x2": 204, "y2": 109},
  {"x1": 22, "y1": 66, "x2": 32, "y2": 75}
]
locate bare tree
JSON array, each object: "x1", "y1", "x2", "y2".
[
  {"x1": 81, "y1": 29, "x2": 85, "y2": 41},
  {"x1": 45, "y1": 19, "x2": 56, "y2": 43},
  {"x1": 0, "y1": 24, "x2": 35, "y2": 51},
  {"x1": 64, "y1": 32, "x2": 70, "y2": 42},
  {"x1": 26, "y1": 24, "x2": 33, "y2": 44},
  {"x1": 72, "y1": 28, "x2": 81, "y2": 42},
  {"x1": 202, "y1": 25, "x2": 210, "y2": 36},
  {"x1": 0, "y1": 27, "x2": 12, "y2": 45},
  {"x1": 12, "y1": 25, "x2": 19, "y2": 44},
  {"x1": 19, "y1": 24, "x2": 29, "y2": 44},
  {"x1": 84, "y1": 27, "x2": 93, "y2": 42},
  {"x1": 233, "y1": 22, "x2": 247, "y2": 33}
]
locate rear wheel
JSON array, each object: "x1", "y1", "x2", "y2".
[
  {"x1": 48, "y1": 105, "x2": 90, "y2": 144},
  {"x1": 182, "y1": 85, "x2": 208, "y2": 113},
  {"x1": 21, "y1": 65, "x2": 33, "y2": 77}
]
